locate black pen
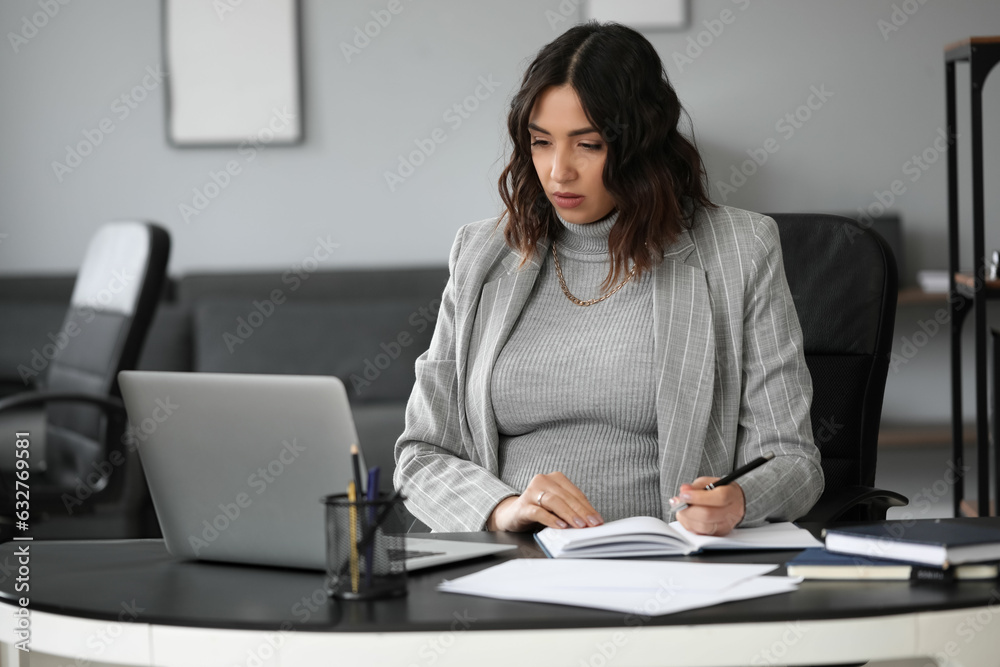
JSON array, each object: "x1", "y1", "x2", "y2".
[
  {"x1": 669, "y1": 452, "x2": 775, "y2": 513},
  {"x1": 350, "y1": 443, "x2": 365, "y2": 496}
]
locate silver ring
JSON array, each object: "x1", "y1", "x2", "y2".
[
  {"x1": 712, "y1": 522, "x2": 718, "y2": 534},
  {"x1": 536, "y1": 491, "x2": 547, "y2": 507}
]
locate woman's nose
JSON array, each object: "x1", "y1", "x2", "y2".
[{"x1": 550, "y1": 146, "x2": 576, "y2": 182}]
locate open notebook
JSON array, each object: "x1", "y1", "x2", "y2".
[{"x1": 535, "y1": 516, "x2": 821, "y2": 558}]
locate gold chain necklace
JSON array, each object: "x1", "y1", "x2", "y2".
[{"x1": 550, "y1": 242, "x2": 636, "y2": 307}]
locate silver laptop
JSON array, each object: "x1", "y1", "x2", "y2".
[{"x1": 117, "y1": 371, "x2": 515, "y2": 571}]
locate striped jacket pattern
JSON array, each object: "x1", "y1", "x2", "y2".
[{"x1": 393, "y1": 204, "x2": 824, "y2": 532}]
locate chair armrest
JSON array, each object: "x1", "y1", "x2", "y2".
[
  {"x1": 799, "y1": 485, "x2": 909, "y2": 524},
  {"x1": 0, "y1": 391, "x2": 125, "y2": 417},
  {"x1": 0, "y1": 392, "x2": 130, "y2": 511}
]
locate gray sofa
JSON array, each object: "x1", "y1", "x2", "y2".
[{"x1": 0, "y1": 267, "x2": 449, "y2": 537}]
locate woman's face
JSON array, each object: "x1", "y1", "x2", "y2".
[{"x1": 528, "y1": 85, "x2": 616, "y2": 225}]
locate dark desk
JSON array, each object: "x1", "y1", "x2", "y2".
[{"x1": 1, "y1": 530, "x2": 998, "y2": 666}]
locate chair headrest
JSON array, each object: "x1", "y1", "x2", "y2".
[{"x1": 70, "y1": 222, "x2": 152, "y2": 316}]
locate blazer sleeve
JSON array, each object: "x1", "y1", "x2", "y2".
[
  {"x1": 393, "y1": 225, "x2": 519, "y2": 532},
  {"x1": 733, "y1": 215, "x2": 824, "y2": 526}
]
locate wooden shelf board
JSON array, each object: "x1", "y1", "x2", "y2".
[
  {"x1": 945, "y1": 35, "x2": 1000, "y2": 62},
  {"x1": 951, "y1": 273, "x2": 1000, "y2": 299},
  {"x1": 954, "y1": 272, "x2": 1000, "y2": 288},
  {"x1": 878, "y1": 425, "x2": 976, "y2": 448},
  {"x1": 945, "y1": 35, "x2": 1000, "y2": 53},
  {"x1": 959, "y1": 499, "x2": 996, "y2": 518},
  {"x1": 897, "y1": 286, "x2": 947, "y2": 305}
]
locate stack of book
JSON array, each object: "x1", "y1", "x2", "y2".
[{"x1": 788, "y1": 518, "x2": 1000, "y2": 583}]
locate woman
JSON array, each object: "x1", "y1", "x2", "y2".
[{"x1": 393, "y1": 21, "x2": 823, "y2": 536}]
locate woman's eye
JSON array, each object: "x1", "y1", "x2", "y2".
[{"x1": 529, "y1": 139, "x2": 603, "y2": 151}]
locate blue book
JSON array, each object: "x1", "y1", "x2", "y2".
[{"x1": 822, "y1": 519, "x2": 1000, "y2": 568}]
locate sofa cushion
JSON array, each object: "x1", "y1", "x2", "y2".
[
  {"x1": 178, "y1": 268, "x2": 449, "y2": 304},
  {"x1": 0, "y1": 303, "x2": 73, "y2": 394},
  {"x1": 351, "y1": 402, "x2": 406, "y2": 472},
  {"x1": 136, "y1": 304, "x2": 193, "y2": 373},
  {"x1": 192, "y1": 298, "x2": 437, "y2": 403}
]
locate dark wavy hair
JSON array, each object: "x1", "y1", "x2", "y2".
[{"x1": 498, "y1": 21, "x2": 715, "y2": 290}]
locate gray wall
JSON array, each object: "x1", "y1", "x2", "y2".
[{"x1": 2, "y1": 0, "x2": 999, "y2": 425}]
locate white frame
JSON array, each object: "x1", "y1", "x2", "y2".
[
  {"x1": 585, "y1": 0, "x2": 689, "y2": 31},
  {"x1": 163, "y1": 0, "x2": 302, "y2": 146}
]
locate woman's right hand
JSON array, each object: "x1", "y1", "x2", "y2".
[{"x1": 486, "y1": 472, "x2": 604, "y2": 532}]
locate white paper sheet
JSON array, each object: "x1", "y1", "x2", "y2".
[{"x1": 438, "y1": 559, "x2": 799, "y2": 616}]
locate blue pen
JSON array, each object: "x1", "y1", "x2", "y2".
[{"x1": 365, "y1": 466, "x2": 380, "y2": 586}]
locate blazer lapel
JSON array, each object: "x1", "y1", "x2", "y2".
[
  {"x1": 651, "y1": 227, "x2": 717, "y2": 514},
  {"x1": 463, "y1": 244, "x2": 546, "y2": 472}
]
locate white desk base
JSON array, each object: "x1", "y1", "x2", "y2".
[{"x1": 2, "y1": 605, "x2": 999, "y2": 666}]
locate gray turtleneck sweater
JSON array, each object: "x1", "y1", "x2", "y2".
[{"x1": 491, "y1": 210, "x2": 661, "y2": 521}]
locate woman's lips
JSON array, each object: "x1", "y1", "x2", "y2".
[{"x1": 553, "y1": 194, "x2": 584, "y2": 208}]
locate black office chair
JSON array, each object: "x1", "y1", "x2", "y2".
[
  {"x1": 0, "y1": 222, "x2": 170, "y2": 540},
  {"x1": 768, "y1": 213, "x2": 908, "y2": 523}
]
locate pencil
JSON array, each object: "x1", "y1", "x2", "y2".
[
  {"x1": 337, "y1": 487, "x2": 405, "y2": 578},
  {"x1": 347, "y1": 481, "x2": 360, "y2": 593}
]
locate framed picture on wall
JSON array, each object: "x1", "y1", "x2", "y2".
[
  {"x1": 585, "y1": 0, "x2": 689, "y2": 31},
  {"x1": 163, "y1": 0, "x2": 303, "y2": 146}
]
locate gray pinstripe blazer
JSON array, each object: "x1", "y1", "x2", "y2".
[{"x1": 393, "y1": 204, "x2": 824, "y2": 532}]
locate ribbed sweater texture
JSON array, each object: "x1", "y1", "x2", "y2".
[{"x1": 491, "y1": 210, "x2": 661, "y2": 521}]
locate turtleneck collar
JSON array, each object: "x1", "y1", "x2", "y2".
[{"x1": 555, "y1": 209, "x2": 619, "y2": 255}]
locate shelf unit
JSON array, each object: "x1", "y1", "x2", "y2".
[
  {"x1": 897, "y1": 286, "x2": 947, "y2": 305},
  {"x1": 946, "y1": 37, "x2": 1000, "y2": 517},
  {"x1": 879, "y1": 424, "x2": 974, "y2": 448}
]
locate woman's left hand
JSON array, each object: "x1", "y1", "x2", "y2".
[{"x1": 669, "y1": 477, "x2": 745, "y2": 536}]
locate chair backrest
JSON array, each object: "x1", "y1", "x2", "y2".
[
  {"x1": 768, "y1": 213, "x2": 897, "y2": 521},
  {"x1": 44, "y1": 222, "x2": 170, "y2": 486}
]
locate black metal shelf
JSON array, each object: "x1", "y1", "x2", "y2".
[
  {"x1": 946, "y1": 37, "x2": 1000, "y2": 517},
  {"x1": 953, "y1": 274, "x2": 1000, "y2": 300}
]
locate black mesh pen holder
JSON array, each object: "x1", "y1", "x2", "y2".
[{"x1": 323, "y1": 492, "x2": 408, "y2": 600}]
